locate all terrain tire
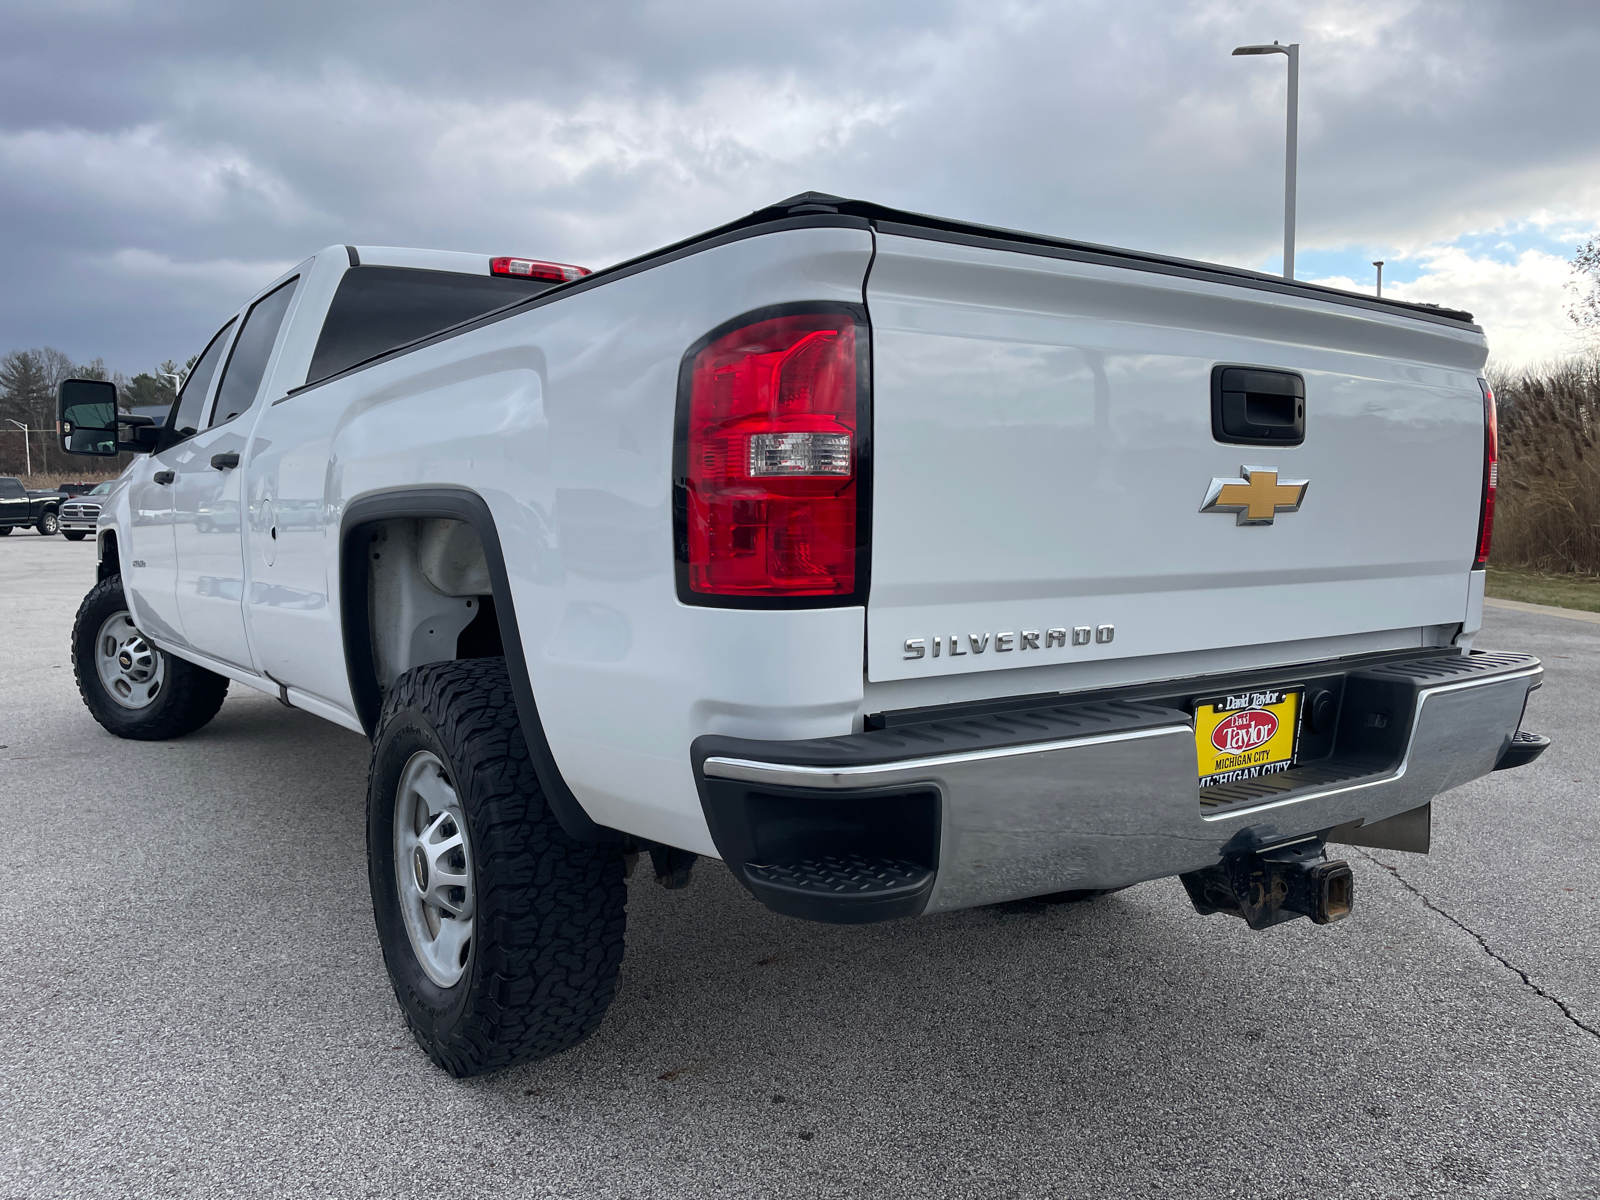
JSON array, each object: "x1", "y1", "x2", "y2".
[
  {"x1": 368, "y1": 658, "x2": 627, "y2": 1077},
  {"x1": 71, "y1": 574, "x2": 229, "y2": 740}
]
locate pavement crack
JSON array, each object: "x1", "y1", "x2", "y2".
[{"x1": 1359, "y1": 850, "x2": 1600, "y2": 1044}]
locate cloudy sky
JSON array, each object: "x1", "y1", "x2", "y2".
[{"x1": 3, "y1": 0, "x2": 1597, "y2": 375}]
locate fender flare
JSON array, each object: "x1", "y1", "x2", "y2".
[{"x1": 339, "y1": 486, "x2": 618, "y2": 844}]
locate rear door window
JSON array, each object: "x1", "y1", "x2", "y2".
[
  {"x1": 306, "y1": 267, "x2": 552, "y2": 385},
  {"x1": 168, "y1": 319, "x2": 236, "y2": 439},
  {"x1": 210, "y1": 277, "x2": 301, "y2": 427}
]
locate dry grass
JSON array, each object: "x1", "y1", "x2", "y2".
[
  {"x1": 1487, "y1": 354, "x2": 1600, "y2": 574},
  {"x1": 6, "y1": 469, "x2": 123, "y2": 490}
]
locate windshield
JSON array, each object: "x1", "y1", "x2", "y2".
[{"x1": 90, "y1": 482, "x2": 112, "y2": 496}]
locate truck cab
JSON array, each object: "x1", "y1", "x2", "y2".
[{"x1": 86, "y1": 246, "x2": 576, "y2": 691}]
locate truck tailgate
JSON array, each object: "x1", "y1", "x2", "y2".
[{"x1": 864, "y1": 233, "x2": 1489, "y2": 683}]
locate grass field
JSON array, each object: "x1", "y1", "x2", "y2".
[{"x1": 1485, "y1": 566, "x2": 1600, "y2": 613}]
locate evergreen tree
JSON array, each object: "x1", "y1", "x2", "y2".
[
  {"x1": 0, "y1": 351, "x2": 51, "y2": 475},
  {"x1": 0, "y1": 350, "x2": 50, "y2": 428}
]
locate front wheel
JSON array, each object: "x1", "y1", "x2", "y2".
[
  {"x1": 0, "y1": 525, "x2": 11, "y2": 536},
  {"x1": 368, "y1": 658, "x2": 627, "y2": 1077},
  {"x1": 71, "y1": 575, "x2": 230, "y2": 740},
  {"x1": 37, "y1": 509, "x2": 59, "y2": 536},
  {"x1": 63, "y1": 531, "x2": 88, "y2": 542}
]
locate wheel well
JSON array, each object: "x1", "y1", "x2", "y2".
[
  {"x1": 97, "y1": 530, "x2": 120, "y2": 581},
  {"x1": 355, "y1": 516, "x2": 503, "y2": 699},
  {"x1": 338, "y1": 489, "x2": 614, "y2": 843}
]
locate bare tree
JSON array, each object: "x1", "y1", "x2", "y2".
[{"x1": 1570, "y1": 236, "x2": 1600, "y2": 346}]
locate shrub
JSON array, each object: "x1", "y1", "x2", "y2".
[{"x1": 1487, "y1": 354, "x2": 1600, "y2": 574}]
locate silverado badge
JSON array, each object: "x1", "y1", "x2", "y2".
[{"x1": 1200, "y1": 465, "x2": 1308, "y2": 526}]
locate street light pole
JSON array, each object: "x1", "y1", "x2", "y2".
[
  {"x1": 1373, "y1": 261, "x2": 1384, "y2": 298},
  {"x1": 7, "y1": 419, "x2": 31, "y2": 476},
  {"x1": 1233, "y1": 40, "x2": 1300, "y2": 280}
]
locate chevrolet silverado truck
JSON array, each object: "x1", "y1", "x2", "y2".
[
  {"x1": 0, "y1": 476, "x2": 63, "y2": 535},
  {"x1": 56, "y1": 194, "x2": 1550, "y2": 1077}
]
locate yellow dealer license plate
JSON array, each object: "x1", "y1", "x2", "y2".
[{"x1": 1194, "y1": 688, "x2": 1302, "y2": 787}]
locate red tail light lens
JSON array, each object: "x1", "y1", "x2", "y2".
[
  {"x1": 489, "y1": 257, "x2": 591, "y2": 282},
  {"x1": 1476, "y1": 379, "x2": 1497, "y2": 567},
  {"x1": 681, "y1": 310, "x2": 862, "y2": 598}
]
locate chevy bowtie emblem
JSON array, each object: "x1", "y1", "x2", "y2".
[{"x1": 1200, "y1": 465, "x2": 1308, "y2": 526}]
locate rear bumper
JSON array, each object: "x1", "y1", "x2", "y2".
[{"x1": 692, "y1": 650, "x2": 1542, "y2": 922}]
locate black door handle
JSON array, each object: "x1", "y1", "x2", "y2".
[
  {"x1": 1211, "y1": 366, "x2": 1306, "y2": 446},
  {"x1": 153, "y1": 470, "x2": 175, "y2": 485},
  {"x1": 210, "y1": 452, "x2": 240, "y2": 471}
]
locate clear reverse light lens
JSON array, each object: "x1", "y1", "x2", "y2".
[{"x1": 748, "y1": 431, "x2": 851, "y2": 477}]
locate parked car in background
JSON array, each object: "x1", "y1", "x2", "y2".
[
  {"x1": 57, "y1": 482, "x2": 104, "y2": 498},
  {"x1": 0, "y1": 476, "x2": 63, "y2": 536},
  {"x1": 59, "y1": 480, "x2": 113, "y2": 541}
]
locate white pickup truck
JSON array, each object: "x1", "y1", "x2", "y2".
[{"x1": 57, "y1": 193, "x2": 1548, "y2": 1077}]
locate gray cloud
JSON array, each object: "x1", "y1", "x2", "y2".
[{"x1": 2, "y1": 0, "x2": 1596, "y2": 371}]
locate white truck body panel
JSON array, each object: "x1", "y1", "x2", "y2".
[{"x1": 864, "y1": 232, "x2": 1486, "y2": 686}]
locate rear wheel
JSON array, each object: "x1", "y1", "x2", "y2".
[
  {"x1": 368, "y1": 658, "x2": 627, "y2": 1077},
  {"x1": 37, "y1": 509, "x2": 59, "y2": 536},
  {"x1": 63, "y1": 531, "x2": 88, "y2": 542},
  {"x1": 70, "y1": 575, "x2": 229, "y2": 740},
  {"x1": 0, "y1": 525, "x2": 11, "y2": 536}
]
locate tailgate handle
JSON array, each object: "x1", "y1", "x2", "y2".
[{"x1": 1211, "y1": 366, "x2": 1306, "y2": 446}]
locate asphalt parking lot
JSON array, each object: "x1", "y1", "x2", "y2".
[{"x1": 1, "y1": 534, "x2": 1597, "y2": 1200}]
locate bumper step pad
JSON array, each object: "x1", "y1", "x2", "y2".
[
  {"x1": 746, "y1": 855, "x2": 933, "y2": 897},
  {"x1": 1495, "y1": 729, "x2": 1550, "y2": 771}
]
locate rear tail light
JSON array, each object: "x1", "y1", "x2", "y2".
[
  {"x1": 489, "y1": 257, "x2": 591, "y2": 282},
  {"x1": 1476, "y1": 378, "x2": 1497, "y2": 567},
  {"x1": 677, "y1": 308, "x2": 865, "y2": 600}
]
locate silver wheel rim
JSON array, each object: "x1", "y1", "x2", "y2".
[
  {"x1": 394, "y1": 750, "x2": 475, "y2": 987},
  {"x1": 94, "y1": 610, "x2": 165, "y2": 709}
]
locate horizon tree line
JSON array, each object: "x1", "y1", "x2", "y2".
[{"x1": 0, "y1": 348, "x2": 194, "y2": 477}]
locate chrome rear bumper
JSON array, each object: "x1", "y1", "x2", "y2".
[{"x1": 693, "y1": 651, "x2": 1542, "y2": 919}]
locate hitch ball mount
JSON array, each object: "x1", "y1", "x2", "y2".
[{"x1": 1180, "y1": 839, "x2": 1353, "y2": 930}]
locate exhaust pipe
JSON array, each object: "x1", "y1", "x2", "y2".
[{"x1": 1180, "y1": 839, "x2": 1353, "y2": 930}]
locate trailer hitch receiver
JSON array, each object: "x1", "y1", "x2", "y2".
[{"x1": 1180, "y1": 839, "x2": 1353, "y2": 930}]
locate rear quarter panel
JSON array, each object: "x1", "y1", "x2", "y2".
[{"x1": 245, "y1": 226, "x2": 875, "y2": 852}]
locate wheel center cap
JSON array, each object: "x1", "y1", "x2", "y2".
[
  {"x1": 118, "y1": 651, "x2": 133, "y2": 669},
  {"x1": 413, "y1": 847, "x2": 429, "y2": 893}
]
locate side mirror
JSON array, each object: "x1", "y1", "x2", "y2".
[{"x1": 57, "y1": 379, "x2": 158, "y2": 456}]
